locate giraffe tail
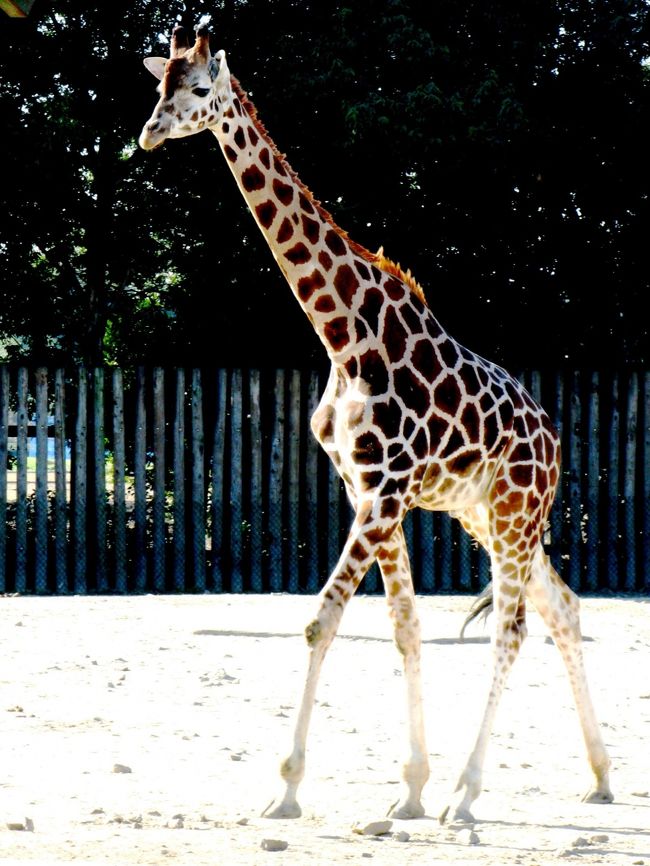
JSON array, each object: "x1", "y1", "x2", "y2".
[{"x1": 459, "y1": 583, "x2": 493, "y2": 641}]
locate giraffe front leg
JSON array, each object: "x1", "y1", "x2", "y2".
[
  {"x1": 262, "y1": 503, "x2": 387, "y2": 819},
  {"x1": 262, "y1": 632, "x2": 330, "y2": 819},
  {"x1": 379, "y1": 528, "x2": 429, "y2": 820}
]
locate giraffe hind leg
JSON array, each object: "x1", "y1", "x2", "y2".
[
  {"x1": 379, "y1": 526, "x2": 430, "y2": 819},
  {"x1": 526, "y1": 548, "x2": 613, "y2": 803}
]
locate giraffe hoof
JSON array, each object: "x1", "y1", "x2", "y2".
[
  {"x1": 261, "y1": 799, "x2": 302, "y2": 819},
  {"x1": 582, "y1": 789, "x2": 614, "y2": 805},
  {"x1": 388, "y1": 800, "x2": 425, "y2": 820},
  {"x1": 452, "y1": 806, "x2": 476, "y2": 824}
]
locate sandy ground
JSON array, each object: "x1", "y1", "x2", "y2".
[{"x1": 0, "y1": 593, "x2": 648, "y2": 866}]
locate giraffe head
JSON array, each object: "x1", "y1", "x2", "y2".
[{"x1": 139, "y1": 24, "x2": 231, "y2": 151}]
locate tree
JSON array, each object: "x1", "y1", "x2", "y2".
[{"x1": 1, "y1": 0, "x2": 648, "y2": 369}]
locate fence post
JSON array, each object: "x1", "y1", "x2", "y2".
[
  {"x1": 94, "y1": 368, "x2": 107, "y2": 592},
  {"x1": 643, "y1": 372, "x2": 650, "y2": 592},
  {"x1": 152, "y1": 367, "x2": 166, "y2": 591},
  {"x1": 584, "y1": 372, "x2": 599, "y2": 591},
  {"x1": 606, "y1": 374, "x2": 620, "y2": 591},
  {"x1": 287, "y1": 370, "x2": 301, "y2": 593},
  {"x1": 229, "y1": 368, "x2": 243, "y2": 591},
  {"x1": 74, "y1": 366, "x2": 88, "y2": 594},
  {"x1": 305, "y1": 371, "x2": 320, "y2": 592},
  {"x1": 269, "y1": 369, "x2": 285, "y2": 591},
  {"x1": 623, "y1": 372, "x2": 638, "y2": 592},
  {"x1": 112, "y1": 368, "x2": 127, "y2": 593},
  {"x1": 0, "y1": 367, "x2": 7, "y2": 592},
  {"x1": 249, "y1": 369, "x2": 263, "y2": 592},
  {"x1": 134, "y1": 366, "x2": 147, "y2": 591},
  {"x1": 568, "y1": 371, "x2": 582, "y2": 590},
  {"x1": 34, "y1": 367, "x2": 48, "y2": 593},
  {"x1": 192, "y1": 368, "x2": 206, "y2": 591},
  {"x1": 211, "y1": 368, "x2": 227, "y2": 591},
  {"x1": 173, "y1": 368, "x2": 186, "y2": 591}
]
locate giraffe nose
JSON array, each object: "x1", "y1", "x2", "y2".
[{"x1": 139, "y1": 119, "x2": 166, "y2": 151}]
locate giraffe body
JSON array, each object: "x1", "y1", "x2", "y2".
[{"x1": 139, "y1": 25, "x2": 613, "y2": 822}]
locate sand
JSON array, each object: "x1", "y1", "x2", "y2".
[{"x1": 0, "y1": 593, "x2": 648, "y2": 865}]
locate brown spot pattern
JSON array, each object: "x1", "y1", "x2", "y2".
[
  {"x1": 242, "y1": 164, "x2": 266, "y2": 192},
  {"x1": 334, "y1": 264, "x2": 359, "y2": 308},
  {"x1": 297, "y1": 269, "x2": 326, "y2": 302},
  {"x1": 273, "y1": 178, "x2": 294, "y2": 205},
  {"x1": 324, "y1": 316, "x2": 350, "y2": 352},
  {"x1": 284, "y1": 242, "x2": 311, "y2": 265},
  {"x1": 255, "y1": 199, "x2": 277, "y2": 229}
]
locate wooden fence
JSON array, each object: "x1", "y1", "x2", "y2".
[{"x1": 0, "y1": 366, "x2": 648, "y2": 595}]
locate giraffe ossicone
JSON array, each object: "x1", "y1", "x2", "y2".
[{"x1": 139, "y1": 23, "x2": 613, "y2": 822}]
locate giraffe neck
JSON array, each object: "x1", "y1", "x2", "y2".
[{"x1": 211, "y1": 79, "x2": 409, "y2": 362}]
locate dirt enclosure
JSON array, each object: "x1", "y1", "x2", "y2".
[{"x1": 0, "y1": 593, "x2": 648, "y2": 865}]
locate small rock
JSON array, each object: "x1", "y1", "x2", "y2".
[
  {"x1": 7, "y1": 818, "x2": 34, "y2": 832},
  {"x1": 590, "y1": 834, "x2": 609, "y2": 844},
  {"x1": 395, "y1": 830, "x2": 410, "y2": 842},
  {"x1": 237, "y1": 817, "x2": 249, "y2": 826},
  {"x1": 632, "y1": 791, "x2": 649, "y2": 798},
  {"x1": 113, "y1": 763, "x2": 132, "y2": 774},
  {"x1": 231, "y1": 753, "x2": 242, "y2": 761},
  {"x1": 572, "y1": 836, "x2": 589, "y2": 848},
  {"x1": 459, "y1": 828, "x2": 480, "y2": 845},
  {"x1": 353, "y1": 820, "x2": 392, "y2": 836},
  {"x1": 261, "y1": 838, "x2": 289, "y2": 851}
]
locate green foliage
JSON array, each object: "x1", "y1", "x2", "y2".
[{"x1": 1, "y1": 0, "x2": 649, "y2": 369}]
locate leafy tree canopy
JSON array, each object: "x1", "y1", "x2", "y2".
[{"x1": 1, "y1": 0, "x2": 648, "y2": 369}]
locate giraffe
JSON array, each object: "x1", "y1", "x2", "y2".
[{"x1": 139, "y1": 24, "x2": 613, "y2": 822}]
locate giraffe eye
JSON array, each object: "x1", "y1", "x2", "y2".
[{"x1": 192, "y1": 87, "x2": 210, "y2": 98}]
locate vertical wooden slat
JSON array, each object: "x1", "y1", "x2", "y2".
[
  {"x1": 606, "y1": 374, "x2": 620, "y2": 591},
  {"x1": 249, "y1": 369, "x2": 263, "y2": 592},
  {"x1": 152, "y1": 367, "x2": 166, "y2": 591},
  {"x1": 439, "y1": 514, "x2": 453, "y2": 591},
  {"x1": 94, "y1": 368, "x2": 107, "y2": 591},
  {"x1": 639, "y1": 372, "x2": 650, "y2": 592},
  {"x1": 54, "y1": 369, "x2": 67, "y2": 593},
  {"x1": 550, "y1": 371, "x2": 564, "y2": 569},
  {"x1": 287, "y1": 370, "x2": 301, "y2": 593},
  {"x1": 15, "y1": 367, "x2": 28, "y2": 592},
  {"x1": 584, "y1": 372, "x2": 600, "y2": 591},
  {"x1": 305, "y1": 371, "x2": 320, "y2": 593},
  {"x1": 74, "y1": 367, "x2": 87, "y2": 594},
  {"x1": 34, "y1": 367, "x2": 48, "y2": 592},
  {"x1": 568, "y1": 371, "x2": 582, "y2": 590},
  {"x1": 191, "y1": 368, "x2": 206, "y2": 591},
  {"x1": 112, "y1": 368, "x2": 127, "y2": 593},
  {"x1": 419, "y1": 511, "x2": 435, "y2": 592},
  {"x1": 0, "y1": 367, "x2": 8, "y2": 592},
  {"x1": 269, "y1": 369, "x2": 285, "y2": 591},
  {"x1": 458, "y1": 516, "x2": 473, "y2": 592},
  {"x1": 327, "y1": 459, "x2": 341, "y2": 578},
  {"x1": 134, "y1": 366, "x2": 147, "y2": 592},
  {"x1": 229, "y1": 368, "x2": 243, "y2": 591},
  {"x1": 211, "y1": 368, "x2": 227, "y2": 591},
  {"x1": 173, "y1": 368, "x2": 186, "y2": 591},
  {"x1": 623, "y1": 372, "x2": 638, "y2": 591}
]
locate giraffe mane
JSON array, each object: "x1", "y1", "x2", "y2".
[{"x1": 231, "y1": 78, "x2": 428, "y2": 308}]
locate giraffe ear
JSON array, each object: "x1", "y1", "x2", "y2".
[
  {"x1": 143, "y1": 57, "x2": 167, "y2": 81},
  {"x1": 213, "y1": 49, "x2": 230, "y2": 89}
]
